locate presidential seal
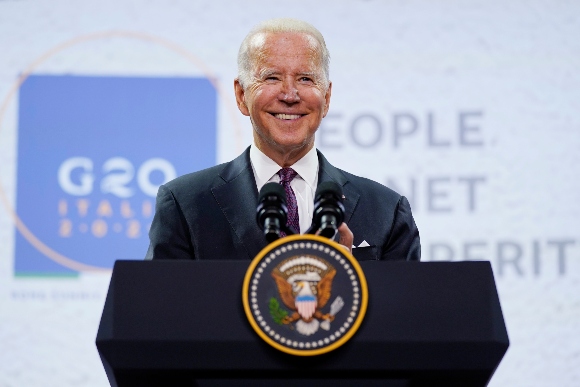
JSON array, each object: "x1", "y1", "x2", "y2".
[{"x1": 242, "y1": 234, "x2": 368, "y2": 356}]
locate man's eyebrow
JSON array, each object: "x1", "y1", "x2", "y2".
[
  {"x1": 256, "y1": 69, "x2": 321, "y2": 80},
  {"x1": 258, "y1": 69, "x2": 279, "y2": 79}
]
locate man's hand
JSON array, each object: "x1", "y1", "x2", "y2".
[{"x1": 337, "y1": 222, "x2": 353, "y2": 253}]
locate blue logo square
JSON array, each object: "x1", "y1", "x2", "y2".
[{"x1": 15, "y1": 75, "x2": 216, "y2": 276}]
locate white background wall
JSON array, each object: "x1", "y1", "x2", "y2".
[{"x1": 0, "y1": 1, "x2": 579, "y2": 386}]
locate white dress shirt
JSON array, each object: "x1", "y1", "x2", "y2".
[{"x1": 250, "y1": 144, "x2": 319, "y2": 234}]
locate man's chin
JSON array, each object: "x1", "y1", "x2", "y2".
[
  {"x1": 273, "y1": 139, "x2": 314, "y2": 153},
  {"x1": 256, "y1": 138, "x2": 313, "y2": 159}
]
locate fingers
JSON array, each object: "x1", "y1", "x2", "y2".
[{"x1": 337, "y1": 222, "x2": 353, "y2": 253}]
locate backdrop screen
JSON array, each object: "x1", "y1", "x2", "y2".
[{"x1": 0, "y1": 1, "x2": 578, "y2": 386}]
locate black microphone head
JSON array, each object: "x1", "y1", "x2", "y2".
[
  {"x1": 259, "y1": 182, "x2": 287, "y2": 204},
  {"x1": 257, "y1": 182, "x2": 289, "y2": 241},
  {"x1": 312, "y1": 181, "x2": 345, "y2": 238},
  {"x1": 315, "y1": 181, "x2": 343, "y2": 201}
]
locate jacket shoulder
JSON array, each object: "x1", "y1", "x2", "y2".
[
  {"x1": 163, "y1": 148, "x2": 251, "y2": 197},
  {"x1": 167, "y1": 162, "x2": 229, "y2": 186},
  {"x1": 162, "y1": 162, "x2": 228, "y2": 198},
  {"x1": 340, "y1": 169, "x2": 402, "y2": 202}
]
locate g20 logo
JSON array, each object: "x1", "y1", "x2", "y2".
[
  {"x1": 56, "y1": 157, "x2": 176, "y2": 240},
  {"x1": 58, "y1": 157, "x2": 176, "y2": 197},
  {"x1": 15, "y1": 74, "x2": 216, "y2": 275}
]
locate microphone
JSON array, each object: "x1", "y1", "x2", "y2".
[
  {"x1": 256, "y1": 182, "x2": 289, "y2": 242},
  {"x1": 309, "y1": 181, "x2": 345, "y2": 238}
]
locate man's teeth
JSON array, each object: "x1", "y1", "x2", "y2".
[{"x1": 274, "y1": 114, "x2": 301, "y2": 120}]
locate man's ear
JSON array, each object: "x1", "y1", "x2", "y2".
[
  {"x1": 234, "y1": 79, "x2": 250, "y2": 116},
  {"x1": 322, "y1": 81, "x2": 332, "y2": 117}
]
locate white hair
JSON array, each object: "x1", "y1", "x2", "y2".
[{"x1": 237, "y1": 18, "x2": 330, "y2": 90}]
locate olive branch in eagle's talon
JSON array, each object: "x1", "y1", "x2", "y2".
[{"x1": 268, "y1": 297, "x2": 289, "y2": 325}]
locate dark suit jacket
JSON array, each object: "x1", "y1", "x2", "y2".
[{"x1": 145, "y1": 148, "x2": 420, "y2": 261}]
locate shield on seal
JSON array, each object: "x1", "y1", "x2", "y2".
[{"x1": 296, "y1": 294, "x2": 317, "y2": 320}]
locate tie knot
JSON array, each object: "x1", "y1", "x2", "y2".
[{"x1": 278, "y1": 167, "x2": 298, "y2": 184}]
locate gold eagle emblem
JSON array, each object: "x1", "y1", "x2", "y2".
[{"x1": 271, "y1": 255, "x2": 344, "y2": 335}]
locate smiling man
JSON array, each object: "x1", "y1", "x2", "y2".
[{"x1": 146, "y1": 18, "x2": 420, "y2": 262}]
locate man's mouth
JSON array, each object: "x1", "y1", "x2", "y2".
[{"x1": 273, "y1": 113, "x2": 303, "y2": 120}]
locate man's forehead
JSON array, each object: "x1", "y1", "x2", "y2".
[
  {"x1": 250, "y1": 31, "x2": 319, "y2": 56},
  {"x1": 250, "y1": 32, "x2": 322, "y2": 71}
]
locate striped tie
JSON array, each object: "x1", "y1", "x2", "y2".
[{"x1": 278, "y1": 168, "x2": 299, "y2": 235}]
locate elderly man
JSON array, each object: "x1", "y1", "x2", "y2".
[{"x1": 145, "y1": 18, "x2": 420, "y2": 262}]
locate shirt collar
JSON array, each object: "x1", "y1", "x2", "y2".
[{"x1": 250, "y1": 143, "x2": 319, "y2": 191}]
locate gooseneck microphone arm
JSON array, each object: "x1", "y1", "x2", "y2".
[{"x1": 256, "y1": 182, "x2": 296, "y2": 242}]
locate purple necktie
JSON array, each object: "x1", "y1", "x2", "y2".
[{"x1": 278, "y1": 168, "x2": 299, "y2": 235}]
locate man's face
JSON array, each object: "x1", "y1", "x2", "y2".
[{"x1": 235, "y1": 32, "x2": 332, "y2": 163}]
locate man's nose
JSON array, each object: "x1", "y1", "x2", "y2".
[{"x1": 278, "y1": 79, "x2": 300, "y2": 103}]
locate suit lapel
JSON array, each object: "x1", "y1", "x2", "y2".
[
  {"x1": 317, "y1": 151, "x2": 360, "y2": 224},
  {"x1": 211, "y1": 148, "x2": 265, "y2": 259}
]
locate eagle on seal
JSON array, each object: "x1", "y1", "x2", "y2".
[{"x1": 271, "y1": 256, "x2": 337, "y2": 335}]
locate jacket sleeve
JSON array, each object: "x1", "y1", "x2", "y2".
[
  {"x1": 144, "y1": 184, "x2": 195, "y2": 260},
  {"x1": 381, "y1": 196, "x2": 421, "y2": 261}
]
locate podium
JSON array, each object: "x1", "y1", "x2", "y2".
[{"x1": 96, "y1": 260, "x2": 509, "y2": 386}]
